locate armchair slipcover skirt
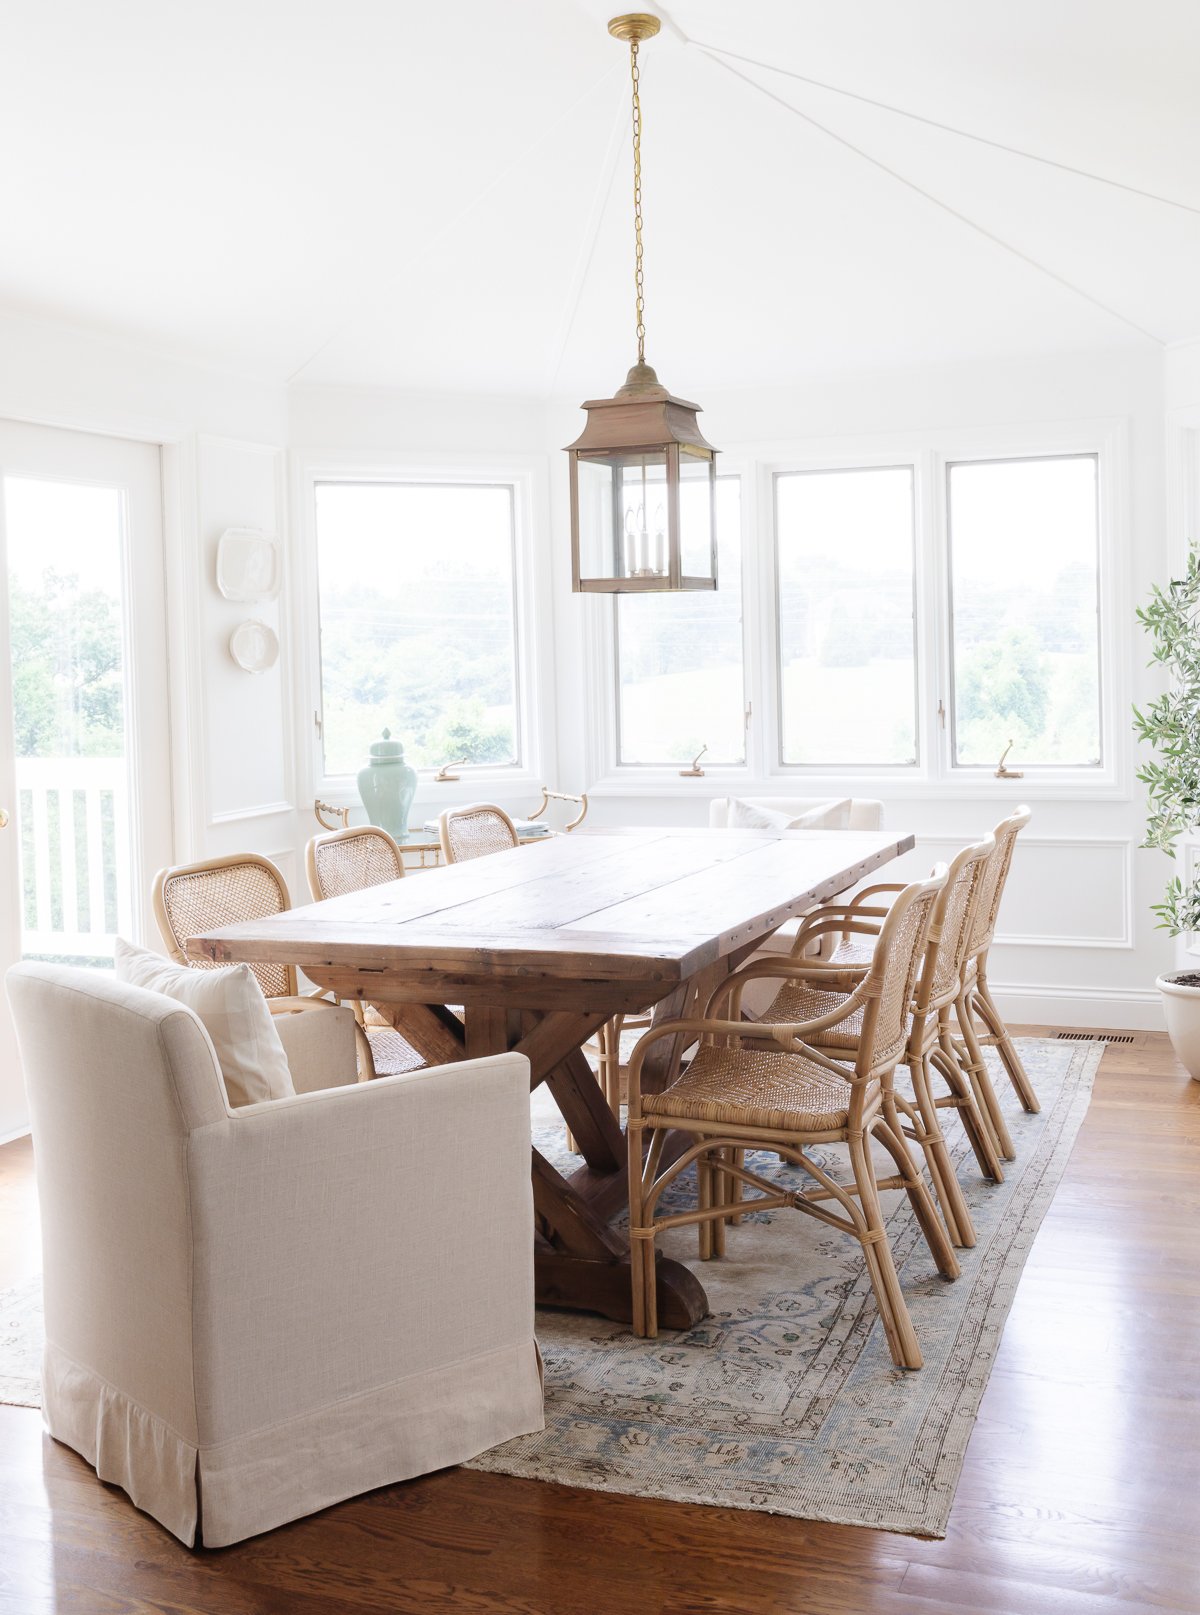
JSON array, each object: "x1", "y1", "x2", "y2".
[{"x1": 6, "y1": 963, "x2": 544, "y2": 1546}]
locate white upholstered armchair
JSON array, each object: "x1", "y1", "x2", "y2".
[{"x1": 6, "y1": 962, "x2": 544, "y2": 1548}]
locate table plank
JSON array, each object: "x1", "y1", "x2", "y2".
[{"x1": 188, "y1": 828, "x2": 913, "y2": 981}]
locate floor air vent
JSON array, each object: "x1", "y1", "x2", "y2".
[{"x1": 1055, "y1": 1031, "x2": 1134, "y2": 1044}]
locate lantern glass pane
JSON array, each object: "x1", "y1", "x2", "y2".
[
  {"x1": 575, "y1": 450, "x2": 669, "y2": 582},
  {"x1": 679, "y1": 447, "x2": 716, "y2": 581}
]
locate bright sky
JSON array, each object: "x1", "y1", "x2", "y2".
[
  {"x1": 776, "y1": 466, "x2": 914, "y2": 578},
  {"x1": 948, "y1": 455, "x2": 1098, "y2": 585},
  {"x1": 3, "y1": 478, "x2": 124, "y2": 593},
  {"x1": 314, "y1": 482, "x2": 514, "y2": 591}
]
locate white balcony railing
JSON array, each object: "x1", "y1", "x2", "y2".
[{"x1": 15, "y1": 756, "x2": 132, "y2": 960}]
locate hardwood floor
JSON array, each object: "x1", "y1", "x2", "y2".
[{"x1": 1, "y1": 1029, "x2": 1198, "y2": 1614}]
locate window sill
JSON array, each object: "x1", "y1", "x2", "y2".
[{"x1": 585, "y1": 768, "x2": 1131, "y2": 803}]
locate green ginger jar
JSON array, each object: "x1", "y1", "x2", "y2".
[{"x1": 356, "y1": 728, "x2": 418, "y2": 841}]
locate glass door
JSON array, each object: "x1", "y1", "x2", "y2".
[{"x1": 0, "y1": 420, "x2": 171, "y2": 1138}]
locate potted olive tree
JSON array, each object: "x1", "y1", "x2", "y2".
[{"x1": 1135, "y1": 549, "x2": 1200, "y2": 1078}]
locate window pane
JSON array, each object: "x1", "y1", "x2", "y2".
[
  {"x1": 314, "y1": 482, "x2": 519, "y2": 776},
  {"x1": 4, "y1": 477, "x2": 130, "y2": 964},
  {"x1": 948, "y1": 456, "x2": 1100, "y2": 767},
  {"x1": 615, "y1": 478, "x2": 742, "y2": 765},
  {"x1": 775, "y1": 467, "x2": 917, "y2": 766}
]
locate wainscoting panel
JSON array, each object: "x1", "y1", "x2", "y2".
[{"x1": 909, "y1": 836, "x2": 1134, "y2": 951}]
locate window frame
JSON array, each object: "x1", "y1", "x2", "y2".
[
  {"x1": 930, "y1": 421, "x2": 1127, "y2": 798},
  {"x1": 583, "y1": 456, "x2": 762, "y2": 794},
  {"x1": 943, "y1": 449, "x2": 1105, "y2": 776},
  {"x1": 583, "y1": 420, "x2": 1129, "y2": 802},
  {"x1": 295, "y1": 452, "x2": 554, "y2": 808},
  {"x1": 610, "y1": 470, "x2": 750, "y2": 771},
  {"x1": 771, "y1": 458, "x2": 922, "y2": 774}
]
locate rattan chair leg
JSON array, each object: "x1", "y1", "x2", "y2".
[
  {"x1": 728, "y1": 1145, "x2": 745, "y2": 1225},
  {"x1": 930, "y1": 1042, "x2": 1005, "y2": 1183},
  {"x1": 711, "y1": 1147, "x2": 729, "y2": 1258},
  {"x1": 628, "y1": 1124, "x2": 650, "y2": 1338},
  {"x1": 907, "y1": 1054, "x2": 975, "y2": 1248},
  {"x1": 951, "y1": 997, "x2": 1016, "y2": 1161},
  {"x1": 598, "y1": 1016, "x2": 624, "y2": 1115},
  {"x1": 697, "y1": 1142, "x2": 714, "y2": 1261},
  {"x1": 847, "y1": 1128, "x2": 923, "y2": 1370},
  {"x1": 873, "y1": 1115, "x2": 960, "y2": 1281},
  {"x1": 973, "y1": 979, "x2": 1040, "y2": 1113}
]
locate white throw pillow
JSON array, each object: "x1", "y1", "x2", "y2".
[
  {"x1": 114, "y1": 938, "x2": 295, "y2": 1108},
  {"x1": 727, "y1": 797, "x2": 794, "y2": 830},
  {"x1": 727, "y1": 796, "x2": 853, "y2": 831},
  {"x1": 789, "y1": 797, "x2": 853, "y2": 830}
]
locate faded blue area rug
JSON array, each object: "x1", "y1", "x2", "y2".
[{"x1": 468, "y1": 1037, "x2": 1103, "y2": 1537}]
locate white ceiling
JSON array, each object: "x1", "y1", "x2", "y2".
[{"x1": 4, "y1": 1, "x2": 1200, "y2": 397}]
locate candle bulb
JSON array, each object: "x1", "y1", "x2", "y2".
[{"x1": 654, "y1": 504, "x2": 665, "y2": 575}]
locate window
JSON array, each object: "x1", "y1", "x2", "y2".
[
  {"x1": 947, "y1": 455, "x2": 1101, "y2": 768},
  {"x1": 775, "y1": 467, "x2": 918, "y2": 767},
  {"x1": 614, "y1": 477, "x2": 744, "y2": 766},
  {"x1": 313, "y1": 481, "x2": 520, "y2": 778}
]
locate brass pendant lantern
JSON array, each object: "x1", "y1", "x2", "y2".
[{"x1": 567, "y1": 14, "x2": 718, "y2": 593}]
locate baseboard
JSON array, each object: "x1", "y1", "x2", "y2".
[
  {"x1": 989, "y1": 981, "x2": 1165, "y2": 1032},
  {"x1": 0, "y1": 1124, "x2": 32, "y2": 1148}
]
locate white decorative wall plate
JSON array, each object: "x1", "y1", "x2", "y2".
[
  {"x1": 217, "y1": 528, "x2": 281, "y2": 601},
  {"x1": 229, "y1": 619, "x2": 279, "y2": 673}
]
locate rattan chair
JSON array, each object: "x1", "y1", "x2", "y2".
[
  {"x1": 627, "y1": 869, "x2": 958, "y2": 1367},
  {"x1": 786, "y1": 807, "x2": 1036, "y2": 1165},
  {"x1": 437, "y1": 803, "x2": 520, "y2": 864},
  {"x1": 304, "y1": 827, "x2": 423, "y2": 1078},
  {"x1": 152, "y1": 852, "x2": 374, "y2": 1078},
  {"x1": 768, "y1": 838, "x2": 1003, "y2": 1249},
  {"x1": 947, "y1": 807, "x2": 1038, "y2": 1160}
]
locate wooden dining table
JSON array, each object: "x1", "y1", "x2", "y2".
[{"x1": 188, "y1": 824, "x2": 914, "y2": 1329}]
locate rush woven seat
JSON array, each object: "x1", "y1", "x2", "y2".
[
  {"x1": 760, "y1": 981, "x2": 863, "y2": 1049},
  {"x1": 627, "y1": 868, "x2": 959, "y2": 1370},
  {"x1": 644, "y1": 1045, "x2": 857, "y2": 1134}
]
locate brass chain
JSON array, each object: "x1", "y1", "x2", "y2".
[{"x1": 630, "y1": 38, "x2": 646, "y2": 364}]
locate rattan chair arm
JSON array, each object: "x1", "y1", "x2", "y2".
[
  {"x1": 706, "y1": 959, "x2": 875, "y2": 1037},
  {"x1": 788, "y1": 914, "x2": 886, "y2": 956},
  {"x1": 704, "y1": 959, "x2": 866, "y2": 1021},
  {"x1": 845, "y1": 882, "x2": 906, "y2": 909}
]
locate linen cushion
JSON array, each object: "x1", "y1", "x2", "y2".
[
  {"x1": 114, "y1": 939, "x2": 294, "y2": 1107},
  {"x1": 727, "y1": 796, "x2": 853, "y2": 831}
]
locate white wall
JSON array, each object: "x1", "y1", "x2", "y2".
[{"x1": 547, "y1": 346, "x2": 1173, "y2": 1028}]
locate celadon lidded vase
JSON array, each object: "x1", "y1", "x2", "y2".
[{"x1": 356, "y1": 728, "x2": 418, "y2": 840}]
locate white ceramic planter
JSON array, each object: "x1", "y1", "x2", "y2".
[{"x1": 1156, "y1": 973, "x2": 1200, "y2": 1081}]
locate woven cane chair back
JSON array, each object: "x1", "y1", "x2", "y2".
[
  {"x1": 438, "y1": 803, "x2": 520, "y2": 864},
  {"x1": 857, "y1": 867, "x2": 946, "y2": 1075},
  {"x1": 152, "y1": 854, "x2": 295, "y2": 1000},
  {"x1": 967, "y1": 806, "x2": 1032, "y2": 958},
  {"x1": 306, "y1": 825, "x2": 404, "y2": 902},
  {"x1": 922, "y1": 836, "x2": 995, "y2": 1010}
]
